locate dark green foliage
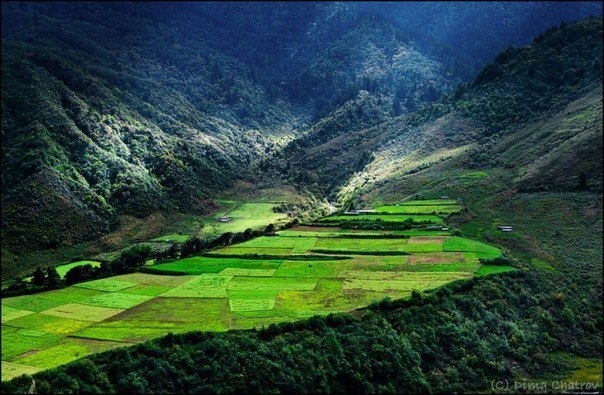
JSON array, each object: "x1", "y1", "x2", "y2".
[
  {"x1": 462, "y1": 17, "x2": 603, "y2": 134},
  {"x1": 31, "y1": 267, "x2": 46, "y2": 286},
  {"x1": 264, "y1": 223, "x2": 277, "y2": 236},
  {"x1": 479, "y1": 256, "x2": 516, "y2": 266},
  {"x1": 110, "y1": 245, "x2": 152, "y2": 274},
  {"x1": 64, "y1": 264, "x2": 97, "y2": 285},
  {"x1": 45, "y1": 267, "x2": 62, "y2": 289}
]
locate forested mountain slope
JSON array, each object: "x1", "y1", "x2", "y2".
[
  {"x1": 2, "y1": 2, "x2": 600, "y2": 255},
  {"x1": 281, "y1": 16, "x2": 603, "y2": 203}
]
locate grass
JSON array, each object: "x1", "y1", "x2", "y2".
[
  {"x1": 229, "y1": 299, "x2": 276, "y2": 312},
  {"x1": 566, "y1": 357, "x2": 603, "y2": 386},
  {"x1": 375, "y1": 204, "x2": 462, "y2": 214},
  {"x1": 80, "y1": 293, "x2": 154, "y2": 309},
  {"x1": 315, "y1": 238, "x2": 408, "y2": 251},
  {"x1": 150, "y1": 234, "x2": 191, "y2": 243},
  {"x1": 40, "y1": 304, "x2": 124, "y2": 322},
  {"x1": 74, "y1": 278, "x2": 138, "y2": 292},
  {"x1": 1, "y1": 361, "x2": 42, "y2": 383},
  {"x1": 1, "y1": 306, "x2": 35, "y2": 323},
  {"x1": 443, "y1": 236, "x2": 502, "y2": 258},
  {"x1": 1, "y1": 330, "x2": 63, "y2": 360},
  {"x1": 149, "y1": 256, "x2": 283, "y2": 275},
  {"x1": 160, "y1": 275, "x2": 233, "y2": 298},
  {"x1": 201, "y1": 202, "x2": 289, "y2": 237},
  {"x1": 274, "y1": 260, "x2": 343, "y2": 278},
  {"x1": 397, "y1": 199, "x2": 460, "y2": 205},
  {"x1": 11, "y1": 338, "x2": 126, "y2": 371},
  {"x1": 319, "y1": 214, "x2": 444, "y2": 224},
  {"x1": 227, "y1": 277, "x2": 318, "y2": 292},
  {"x1": 2, "y1": 313, "x2": 92, "y2": 335}
]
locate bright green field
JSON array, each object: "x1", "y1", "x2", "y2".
[
  {"x1": 201, "y1": 202, "x2": 289, "y2": 237},
  {"x1": 1, "y1": 200, "x2": 511, "y2": 381},
  {"x1": 375, "y1": 204, "x2": 462, "y2": 215},
  {"x1": 319, "y1": 214, "x2": 444, "y2": 224},
  {"x1": 397, "y1": 199, "x2": 459, "y2": 206}
]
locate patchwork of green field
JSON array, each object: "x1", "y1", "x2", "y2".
[
  {"x1": 374, "y1": 204, "x2": 462, "y2": 215},
  {"x1": 319, "y1": 214, "x2": 444, "y2": 224},
  {"x1": 397, "y1": 199, "x2": 459, "y2": 206},
  {"x1": 1, "y1": 200, "x2": 514, "y2": 381}
]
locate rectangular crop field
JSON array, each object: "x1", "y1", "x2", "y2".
[
  {"x1": 3, "y1": 313, "x2": 92, "y2": 335},
  {"x1": 227, "y1": 277, "x2": 318, "y2": 292},
  {"x1": 74, "y1": 278, "x2": 138, "y2": 292},
  {"x1": 210, "y1": 247, "x2": 294, "y2": 255},
  {"x1": 219, "y1": 268, "x2": 276, "y2": 277},
  {"x1": 229, "y1": 299, "x2": 275, "y2": 312},
  {"x1": 149, "y1": 256, "x2": 282, "y2": 275},
  {"x1": 375, "y1": 204, "x2": 461, "y2": 214},
  {"x1": 397, "y1": 199, "x2": 459, "y2": 206},
  {"x1": 40, "y1": 304, "x2": 124, "y2": 322},
  {"x1": 319, "y1": 214, "x2": 444, "y2": 224},
  {"x1": 273, "y1": 260, "x2": 342, "y2": 278},
  {"x1": 80, "y1": 293, "x2": 154, "y2": 309},
  {"x1": 314, "y1": 238, "x2": 408, "y2": 251},
  {"x1": 160, "y1": 274, "x2": 232, "y2": 298},
  {"x1": 443, "y1": 236, "x2": 501, "y2": 258}
]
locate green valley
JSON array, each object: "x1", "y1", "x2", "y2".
[
  {"x1": 1, "y1": 3, "x2": 601, "y2": 394},
  {"x1": 2, "y1": 200, "x2": 515, "y2": 382}
]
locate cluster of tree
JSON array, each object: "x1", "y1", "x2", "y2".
[
  {"x1": 3, "y1": 268, "x2": 600, "y2": 394},
  {"x1": 2, "y1": 245, "x2": 153, "y2": 296},
  {"x1": 3, "y1": 219, "x2": 300, "y2": 298}
]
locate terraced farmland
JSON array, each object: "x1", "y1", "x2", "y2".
[{"x1": 1, "y1": 199, "x2": 516, "y2": 381}]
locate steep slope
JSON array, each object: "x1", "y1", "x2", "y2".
[
  {"x1": 332, "y1": 17, "x2": 603, "y2": 207},
  {"x1": 0, "y1": 3, "x2": 301, "y2": 253}
]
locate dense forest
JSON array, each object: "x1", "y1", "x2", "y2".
[{"x1": 1, "y1": 2, "x2": 602, "y2": 394}]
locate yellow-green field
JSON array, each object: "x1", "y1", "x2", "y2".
[{"x1": 1, "y1": 200, "x2": 516, "y2": 381}]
